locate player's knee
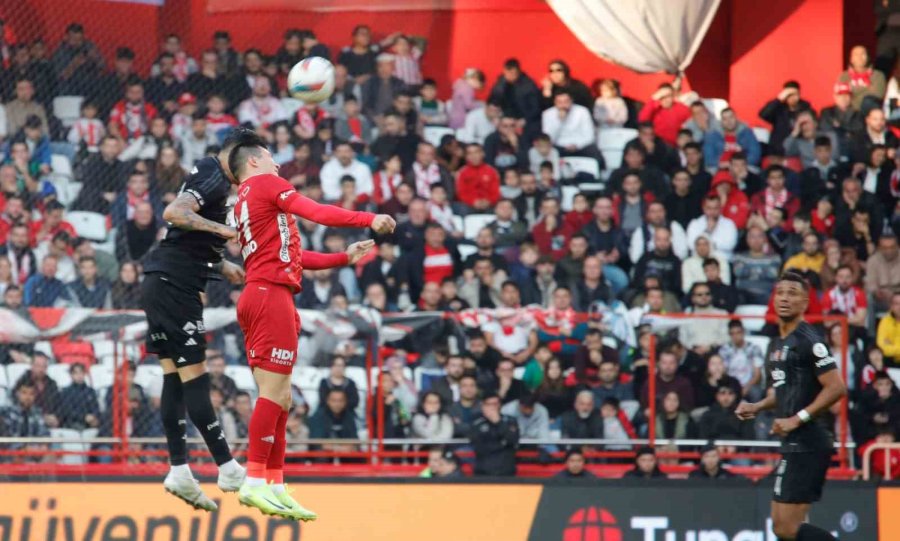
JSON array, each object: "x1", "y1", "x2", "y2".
[{"x1": 772, "y1": 518, "x2": 800, "y2": 540}]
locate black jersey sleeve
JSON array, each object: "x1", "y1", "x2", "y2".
[
  {"x1": 799, "y1": 328, "x2": 838, "y2": 377},
  {"x1": 182, "y1": 157, "x2": 229, "y2": 209}
]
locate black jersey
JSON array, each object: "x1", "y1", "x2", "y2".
[
  {"x1": 765, "y1": 321, "x2": 838, "y2": 453},
  {"x1": 143, "y1": 157, "x2": 232, "y2": 290}
]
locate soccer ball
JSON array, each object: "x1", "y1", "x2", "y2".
[{"x1": 287, "y1": 57, "x2": 335, "y2": 103}]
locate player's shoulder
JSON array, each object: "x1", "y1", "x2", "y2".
[{"x1": 795, "y1": 321, "x2": 825, "y2": 344}]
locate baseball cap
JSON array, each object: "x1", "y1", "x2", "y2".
[
  {"x1": 178, "y1": 92, "x2": 197, "y2": 106},
  {"x1": 834, "y1": 82, "x2": 851, "y2": 95}
]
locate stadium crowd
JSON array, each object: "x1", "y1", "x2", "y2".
[{"x1": 2, "y1": 19, "x2": 900, "y2": 478}]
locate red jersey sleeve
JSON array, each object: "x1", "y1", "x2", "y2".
[
  {"x1": 302, "y1": 250, "x2": 350, "y2": 270},
  {"x1": 270, "y1": 176, "x2": 376, "y2": 228}
]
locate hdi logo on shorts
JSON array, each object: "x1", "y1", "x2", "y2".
[{"x1": 271, "y1": 348, "x2": 295, "y2": 361}]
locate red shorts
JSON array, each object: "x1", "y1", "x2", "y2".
[{"x1": 237, "y1": 281, "x2": 300, "y2": 375}]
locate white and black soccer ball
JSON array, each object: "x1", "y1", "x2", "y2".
[{"x1": 287, "y1": 57, "x2": 335, "y2": 103}]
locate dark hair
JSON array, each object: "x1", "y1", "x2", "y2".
[
  {"x1": 637, "y1": 121, "x2": 654, "y2": 131},
  {"x1": 548, "y1": 59, "x2": 571, "y2": 78},
  {"x1": 519, "y1": 392, "x2": 537, "y2": 408},
  {"x1": 702, "y1": 257, "x2": 719, "y2": 269},
  {"x1": 418, "y1": 391, "x2": 445, "y2": 414},
  {"x1": 814, "y1": 136, "x2": 832, "y2": 148},
  {"x1": 778, "y1": 269, "x2": 809, "y2": 291},
  {"x1": 728, "y1": 319, "x2": 744, "y2": 331},
  {"x1": 481, "y1": 391, "x2": 500, "y2": 403},
  {"x1": 504, "y1": 58, "x2": 521, "y2": 71},
  {"x1": 116, "y1": 47, "x2": 135, "y2": 60},
  {"x1": 225, "y1": 129, "x2": 268, "y2": 177},
  {"x1": 683, "y1": 142, "x2": 702, "y2": 153},
  {"x1": 421, "y1": 78, "x2": 437, "y2": 88},
  {"x1": 501, "y1": 280, "x2": 520, "y2": 292},
  {"x1": 730, "y1": 151, "x2": 747, "y2": 162},
  {"x1": 784, "y1": 80, "x2": 800, "y2": 90}
]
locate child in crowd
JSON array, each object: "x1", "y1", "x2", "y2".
[
  {"x1": 335, "y1": 96, "x2": 373, "y2": 150},
  {"x1": 389, "y1": 34, "x2": 423, "y2": 88},
  {"x1": 67, "y1": 101, "x2": 105, "y2": 158},
  {"x1": 500, "y1": 169, "x2": 521, "y2": 199},
  {"x1": 564, "y1": 193, "x2": 592, "y2": 231},
  {"x1": 811, "y1": 196, "x2": 835, "y2": 236},
  {"x1": 415, "y1": 79, "x2": 448, "y2": 126},
  {"x1": 593, "y1": 79, "x2": 628, "y2": 128},
  {"x1": 372, "y1": 154, "x2": 404, "y2": 206},
  {"x1": 529, "y1": 134, "x2": 560, "y2": 180},
  {"x1": 428, "y1": 184, "x2": 462, "y2": 238},
  {"x1": 539, "y1": 161, "x2": 560, "y2": 199},
  {"x1": 205, "y1": 94, "x2": 238, "y2": 140}
]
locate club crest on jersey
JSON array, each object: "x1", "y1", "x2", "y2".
[
  {"x1": 279, "y1": 190, "x2": 293, "y2": 200},
  {"x1": 813, "y1": 343, "x2": 829, "y2": 357}
]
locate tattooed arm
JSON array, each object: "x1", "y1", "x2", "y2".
[{"x1": 162, "y1": 192, "x2": 236, "y2": 239}]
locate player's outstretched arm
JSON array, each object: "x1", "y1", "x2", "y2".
[
  {"x1": 163, "y1": 193, "x2": 237, "y2": 239},
  {"x1": 302, "y1": 240, "x2": 375, "y2": 270},
  {"x1": 278, "y1": 192, "x2": 395, "y2": 234}
]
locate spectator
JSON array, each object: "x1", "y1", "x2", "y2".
[
  {"x1": 337, "y1": 25, "x2": 380, "y2": 81},
  {"x1": 682, "y1": 235, "x2": 731, "y2": 292},
  {"x1": 449, "y1": 374, "x2": 481, "y2": 437},
  {"x1": 115, "y1": 200, "x2": 159, "y2": 263},
  {"x1": 866, "y1": 235, "x2": 900, "y2": 315},
  {"x1": 179, "y1": 113, "x2": 216, "y2": 170},
  {"x1": 695, "y1": 352, "x2": 743, "y2": 410},
  {"x1": 784, "y1": 231, "x2": 826, "y2": 274},
  {"x1": 412, "y1": 391, "x2": 454, "y2": 440},
  {"x1": 541, "y1": 91, "x2": 597, "y2": 159},
  {"x1": 680, "y1": 282, "x2": 729, "y2": 354},
  {"x1": 593, "y1": 78, "x2": 628, "y2": 128},
  {"x1": 72, "y1": 135, "x2": 127, "y2": 214},
  {"x1": 703, "y1": 108, "x2": 761, "y2": 170},
  {"x1": 821, "y1": 265, "x2": 868, "y2": 337},
  {"x1": 719, "y1": 321, "x2": 764, "y2": 399},
  {"x1": 699, "y1": 384, "x2": 755, "y2": 440},
  {"x1": 308, "y1": 389, "x2": 358, "y2": 455},
  {"x1": 501, "y1": 391, "x2": 550, "y2": 441},
  {"x1": 527, "y1": 134, "x2": 561, "y2": 181},
  {"x1": 13, "y1": 351, "x2": 59, "y2": 425},
  {"x1": 360, "y1": 240, "x2": 401, "y2": 304},
  {"x1": 110, "y1": 170, "x2": 163, "y2": 230},
  {"x1": 733, "y1": 226, "x2": 782, "y2": 304},
  {"x1": 783, "y1": 111, "x2": 840, "y2": 169},
  {"x1": 640, "y1": 351, "x2": 694, "y2": 411},
  {"x1": 857, "y1": 371, "x2": 900, "y2": 442},
  {"x1": 298, "y1": 268, "x2": 346, "y2": 310},
  {"x1": 539, "y1": 59, "x2": 592, "y2": 110},
  {"x1": 1, "y1": 380, "x2": 50, "y2": 457},
  {"x1": 535, "y1": 357, "x2": 571, "y2": 421},
  {"x1": 859, "y1": 427, "x2": 900, "y2": 479},
  {"x1": 837, "y1": 45, "x2": 887, "y2": 111},
  {"x1": 801, "y1": 137, "x2": 845, "y2": 202},
  {"x1": 360, "y1": 54, "x2": 405, "y2": 123},
  {"x1": 629, "y1": 201, "x2": 689, "y2": 264},
  {"x1": 560, "y1": 390, "x2": 605, "y2": 440},
  {"x1": 56, "y1": 363, "x2": 100, "y2": 430},
  {"x1": 447, "y1": 68, "x2": 485, "y2": 130},
  {"x1": 637, "y1": 83, "x2": 691, "y2": 146},
  {"x1": 683, "y1": 101, "x2": 718, "y2": 143},
  {"x1": 186, "y1": 50, "x2": 224, "y2": 103},
  {"x1": 489, "y1": 359, "x2": 527, "y2": 405},
  {"x1": 415, "y1": 79, "x2": 448, "y2": 127},
  {"x1": 655, "y1": 390, "x2": 697, "y2": 440},
  {"x1": 67, "y1": 256, "x2": 111, "y2": 309},
  {"x1": 486, "y1": 198, "x2": 528, "y2": 253},
  {"x1": 749, "y1": 166, "x2": 800, "y2": 230},
  {"x1": 591, "y1": 358, "x2": 635, "y2": 404},
  {"x1": 146, "y1": 52, "x2": 185, "y2": 113},
  {"x1": 236, "y1": 77, "x2": 286, "y2": 128},
  {"x1": 758, "y1": 81, "x2": 814, "y2": 154},
  {"x1": 455, "y1": 143, "x2": 500, "y2": 212},
  {"x1": 729, "y1": 152, "x2": 764, "y2": 197},
  {"x1": 333, "y1": 96, "x2": 373, "y2": 150},
  {"x1": 23, "y1": 255, "x2": 70, "y2": 307},
  {"x1": 633, "y1": 227, "x2": 682, "y2": 294},
  {"x1": 688, "y1": 444, "x2": 737, "y2": 479},
  {"x1": 851, "y1": 107, "x2": 898, "y2": 164},
  {"x1": 371, "y1": 371, "x2": 412, "y2": 440},
  {"x1": 570, "y1": 255, "x2": 613, "y2": 311},
  {"x1": 484, "y1": 115, "x2": 528, "y2": 172},
  {"x1": 459, "y1": 257, "x2": 507, "y2": 309},
  {"x1": 29, "y1": 201, "x2": 75, "y2": 249},
  {"x1": 205, "y1": 351, "x2": 238, "y2": 405},
  {"x1": 5, "y1": 78, "x2": 47, "y2": 136},
  {"x1": 877, "y1": 292, "x2": 900, "y2": 364},
  {"x1": 153, "y1": 34, "x2": 197, "y2": 83},
  {"x1": 52, "y1": 23, "x2": 104, "y2": 96},
  {"x1": 683, "y1": 142, "x2": 713, "y2": 195},
  {"x1": 319, "y1": 142, "x2": 374, "y2": 202},
  {"x1": 470, "y1": 393, "x2": 519, "y2": 476},
  {"x1": 67, "y1": 100, "x2": 105, "y2": 157},
  {"x1": 110, "y1": 261, "x2": 141, "y2": 309},
  {"x1": 821, "y1": 83, "x2": 863, "y2": 157},
  {"x1": 686, "y1": 194, "x2": 740, "y2": 258},
  {"x1": 489, "y1": 58, "x2": 542, "y2": 139},
  {"x1": 108, "y1": 79, "x2": 158, "y2": 142},
  {"x1": 623, "y1": 446, "x2": 666, "y2": 479},
  {"x1": 555, "y1": 448, "x2": 596, "y2": 478}
]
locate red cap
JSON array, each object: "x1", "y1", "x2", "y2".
[
  {"x1": 178, "y1": 92, "x2": 197, "y2": 106},
  {"x1": 711, "y1": 170, "x2": 734, "y2": 188},
  {"x1": 833, "y1": 83, "x2": 851, "y2": 95}
]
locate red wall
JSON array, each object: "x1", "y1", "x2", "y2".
[{"x1": 0, "y1": 0, "x2": 864, "y2": 125}]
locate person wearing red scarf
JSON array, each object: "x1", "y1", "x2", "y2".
[
  {"x1": 28, "y1": 200, "x2": 76, "y2": 248},
  {"x1": 749, "y1": 165, "x2": 800, "y2": 231},
  {"x1": 455, "y1": 144, "x2": 500, "y2": 211},
  {"x1": 838, "y1": 45, "x2": 887, "y2": 111},
  {"x1": 710, "y1": 170, "x2": 750, "y2": 229},
  {"x1": 109, "y1": 80, "x2": 158, "y2": 142}
]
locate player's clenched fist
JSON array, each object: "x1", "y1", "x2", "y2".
[
  {"x1": 371, "y1": 215, "x2": 396, "y2": 234},
  {"x1": 346, "y1": 239, "x2": 376, "y2": 264}
]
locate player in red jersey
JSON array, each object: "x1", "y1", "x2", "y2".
[{"x1": 228, "y1": 133, "x2": 395, "y2": 519}]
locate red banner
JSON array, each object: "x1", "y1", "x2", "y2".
[{"x1": 206, "y1": 0, "x2": 548, "y2": 13}]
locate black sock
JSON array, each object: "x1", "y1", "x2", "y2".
[
  {"x1": 160, "y1": 373, "x2": 187, "y2": 466},
  {"x1": 183, "y1": 373, "x2": 233, "y2": 466},
  {"x1": 796, "y1": 523, "x2": 837, "y2": 541}
]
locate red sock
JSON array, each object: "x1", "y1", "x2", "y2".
[
  {"x1": 247, "y1": 397, "x2": 283, "y2": 474},
  {"x1": 266, "y1": 409, "x2": 289, "y2": 484}
]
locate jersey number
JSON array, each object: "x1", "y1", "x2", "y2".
[{"x1": 236, "y1": 201, "x2": 258, "y2": 258}]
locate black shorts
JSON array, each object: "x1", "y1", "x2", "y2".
[
  {"x1": 773, "y1": 451, "x2": 831, "y2": 504},
  {"x1": 142, "y1": 272, "x2": 207, "y2": 365}
]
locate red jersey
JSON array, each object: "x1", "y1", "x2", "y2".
[{"x1": 233, "y1": 174, "x2": 375, "y2": 292}]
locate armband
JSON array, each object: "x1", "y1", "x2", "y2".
[{"x1": 797, "y1": 409, "x2": 812, "y2": 423}]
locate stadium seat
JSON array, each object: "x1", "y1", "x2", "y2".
[
  {"x1": 597, "y1": 127, "x2": 638, "y2": 153},
  {"x1": 51, "y1": 428, "x2": 88, "y2": 465},
  {"x1": 561, "y1": 185, "x2": 579, "y2": 212},
  {"x1": 368, "y1": 366, "x2": 414, "y2": 389},
  {"x1": 65, "y1": 211, "x2": 108, "y2": 242},
  {"x1": 513, "y1": 366, "x2": 525, "y2": 380},
  {"x1": 560, "y1": 156, "x2": 600, "y2": 180},
  {"x1": 280, "y1": 97, "x2": 303, "y2": 117},
  {"x1": 51, "y1": 154, "x2": 74, "y2": 178},
  {"x1": 292, "y1": 365, "x2": 323, "y2": 390},
  {"x1": 599, "y1": 149, "x2": 624, "y2": 172},
  {"x1": 0, "y1": 366, "x2": 7, "y2": 388},
  {"x1": 424, "y1": 126, "x2": 456, "y2": 147},
  {"x1": 47, "y1": 364, "x2": 73, "y2": 388},
  {"x1": 463, "y1": 214, "x2": 495, "y2": 240},
  {"x1": 451, "y1": 215, "x2": 464, "y2": 233},
  {"x1": 89, "y1": 364, "x2": 113, "y2": 389},
  {"x1": 415, "y1": 368, "x2": 444, "y2": 393},
  {"x1": 702, "y1": 98, "x2": 729, "y2": 119},
  {"x1": 457, "y1": 243, "x2": 477, "y2": 261},
  {"x1": 52, "y1": 96, "x2": 84, "y2": 128},
  {"x1": 225, "y1": 365, "x2": 256, "y2": 392},
  {"x1": 6, "y1": 363, "x2": 29, "y2": 387},
  {"x1": 0, "y1": 387, "x2": 8, "y2": 408},
  {"x1": 52, "y1": 341, "x2": 95, "y2": 365},
  {"x1": 735, "y1": 304, "x2": 769, "y2": 333},
  {"x1": 752, "y1": 126, "x2": 771, "y2": 144},
  {"x1": 134, "y1": 364, "x2": 163, "y2": 391}
]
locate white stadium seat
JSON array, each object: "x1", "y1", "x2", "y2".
[
  {"x1": 47, "y1": 364, "x2": 73, "y2": 388},
  {"x1": 51, "y1": 154, "x2": 74, "y2": 178},
  {"x1": 225, "y1": 365, "x2": 256, "y2": 392},
  {"x1": 457, "y1": 244, "x2": 478, "y2": 261},
  {"x1": 597, "y1": 127, "x2": 638, "y2": 153},
  {"x1": 345, "y1": 366, "x2": 368, "y2": 393},
  {"x1": 65, "y1": 211, "x2": 108, "y2": 242},
  {"x1": 752, "y1": 126, "x2": 771, "y2": 144},
  {"x1": 0, "y1": 367, "x2": 7, "y2": 388},
  {"x1": 463, "y1": 214, "x2": 495, "y2": 240},
  {"x1": 561, "y1": 185, "x2": 579, "y2": 212},
  {"x1": 702, "y1": 98, "x2": 730, "y2": 120},
  {"x1": 735, "y1": 304, "x2": 769, "y2": 333},
  {"x1": 52, "y1": 96, "x2": 84, "y2": 128},
  {"x1": 0, "y1": 387, "x2": 8, "y2": 408},
  {"x1": 369, "y1": 366, "x2": 414, "y2": 389},
  {"x1": 560, "y1": 156, "x2": 601, "y2": 180},
  {"x1": 424, "y1": 126, "x2": 456, "y2": 147},
  {"x1": 134, "y1": 364, "x2": 163, "y2": 391},
  {"x1": 745, "y1": 335, "x2": 771, "y2": 356},
  {"x1": 280, "y1": 97, "x2": 303, "y2": 117},
  {"x1": 415, "y1": 368, "x2": 444, "y2": 393},
  {"x1": 6, "y1": 363, "x2": 29, "y2": 387},
  {"x1": 599, "y1": 150, "x2": 623, "y2": 172},
  {"x1": 89, "y1": 364, "x2": 114, "y2": 389}
]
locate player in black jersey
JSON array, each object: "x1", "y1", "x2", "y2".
[
  {"x1": 735, "y1": 271, "x2": 846, "y2": 541},
  {"x1": 142, "y1": 130, "x2": 259, "y2": 510}
]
